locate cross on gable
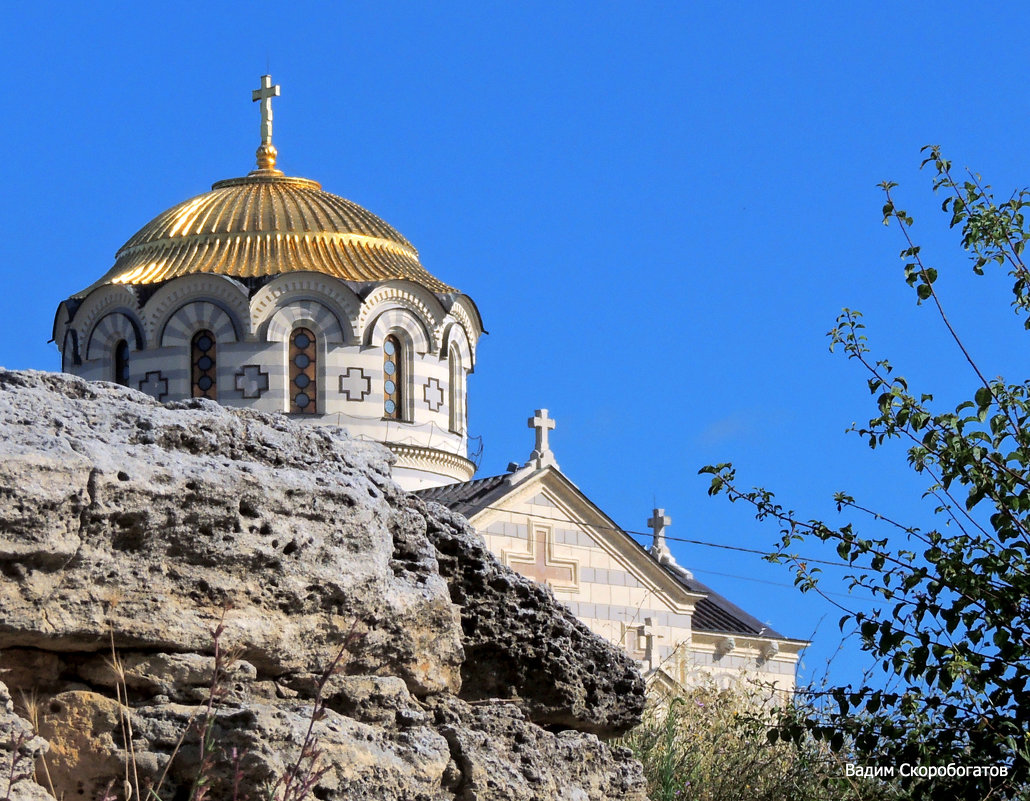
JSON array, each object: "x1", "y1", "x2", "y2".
[
  {"x1": 647, "y1": 508, "x2": 671, "y2": 536},
  {"x1": 647, "y1": 507, "x2": 672, "y2": 559},
  {"x1": 527, "y1": 408, "x2": 558, "y2": 468},
  {"x1": 252, "y1": 74, "x2": 281, "y2": 145},
  {"x1": 504, "y1": 523, "x2": 578, "y2": 591}
]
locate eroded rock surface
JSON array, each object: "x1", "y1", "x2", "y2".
[
  {"x1": 424, "y1": 502, "x2": 646, "y2": 735},
  {"x1": 0, "y1": 370, "x2": 645, "y2": 800},
  {"x1": 0, "y1": 680, "x2": 55, "y2": 801}
]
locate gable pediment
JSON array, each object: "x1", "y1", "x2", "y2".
[{"x1": 464, "y1": 467, "x2": 705, "y2": 612}]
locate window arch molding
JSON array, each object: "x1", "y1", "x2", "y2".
[
  {"x1": 264, "y1": 300, "x2": 346, "y2": 345},
  {"x1": 85, "y1": 311, "x2": 144, "y2": 362},
  {"x1": 250, "y1": 276, "x2": 360, "y2": 344},
  {"x1": 365, "y1": 308, "x2": 431, "y2": 354},
  {"x1": 68, "y1": 285, "x2": 141, "y2": 352},
  {"x1": 144, "y1": 275, "x2": 249, "y2": 345},
  {"x1": 357, "y1": 283, "x2": 444, "y2": 348},
  {"x1": 158, "y1": 300, "x2": 240, "y2": 349}
]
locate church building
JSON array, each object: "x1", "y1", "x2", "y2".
[{"x1": 52, "y1": 77, "x2": 806, "y2": 693}]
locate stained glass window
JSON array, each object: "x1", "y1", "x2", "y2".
[
  {"x1": 290, "y1": 327, "x2": 317, "y2": 414},
  {"x1": 114, "y1": 340, "x2": 130, "y2": 386},
  {"x1": 384, "y1": 335, "x2": 402, "y2": 420},
  {"x1": 191, "y1": 330, "x2": 217, "y2": 399}
]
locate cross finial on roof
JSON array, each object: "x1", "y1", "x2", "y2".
[
  {"x1": 252, "y1": 75, "x2": 281, "y2": 171},
  {"x1": 527, "y1": 409, "x2": 558, "y2": 469},
  {"x1": 647, "y1": 507, "x2": 672, "y2": 560}
]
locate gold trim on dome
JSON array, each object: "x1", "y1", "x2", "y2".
[{"x1": 74, "y1": 173, "x2": 456, "y2": 297}]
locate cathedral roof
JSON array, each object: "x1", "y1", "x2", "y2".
[
  {"x1": 73, "y1": 171, "x2": 454, "y2": 299},
  {"x1": 72, "y1": 76, "x2": 456, "y2": 300}
]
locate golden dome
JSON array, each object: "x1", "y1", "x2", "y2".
[{"x1": 75, "y1": 170, "x2": 454, "y2": 297}]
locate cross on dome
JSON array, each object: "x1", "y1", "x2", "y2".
[
  {"x1": 252, "y1": 74, "x2": 280, "y2": 144},
  {"x1": 251, "y1": 74, "x2": 281, "y2": 171},
  {"x1": 527, "y1": 408, "x2": 558, "y2": 469}
]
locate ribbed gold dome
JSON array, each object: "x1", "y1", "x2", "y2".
[{"x1": 75, "y1": 171, "x2": 454, "y2": 297}]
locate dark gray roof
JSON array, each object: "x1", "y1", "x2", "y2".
[
  {"x1": 418, "y1": 473, "x2": 798, "y2": 642},
  {"x1": 415, "y1": 473, "x2": 511, "y2": 518},
  {"x1": 676, "y1": 574, "x2": 785, "y2": 638}
]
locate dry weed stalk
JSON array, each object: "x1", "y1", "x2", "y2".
[{"x1": 268, "y1": 619, "x2": 363, "y2": 801}]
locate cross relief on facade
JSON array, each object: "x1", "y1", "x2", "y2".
[
  {"x1": 340, "y1": 367, "x2": 371, "y2": 401},
  {"x1": 138, "y1": 371, "x2": 168, "y2": 401},
  {"x1": 423, "y1": 377, "x2": 444, "y2": 411},
  {"x1": 503, "y1": 522, "x2": 578, "y2": 592}
]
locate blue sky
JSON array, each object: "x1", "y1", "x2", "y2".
[{"x1": 4, "y1": 3, "x2": 1029, "y2": 690}]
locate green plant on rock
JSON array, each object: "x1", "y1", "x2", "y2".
[{"x1": 702, "y1": 147, "x2": 1030, "y2": 800}]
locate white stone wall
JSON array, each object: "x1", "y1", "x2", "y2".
[
  {"x1": 55, "y1": 272, "x2": 481, "y2": 489},
  {"x1": 474, "y1": 483, "x2": 801, "y2": 693}
]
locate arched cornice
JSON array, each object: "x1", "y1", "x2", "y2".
[
  {"x1": 366, "y1": 307, "x2": 432, "y2": 354},
  {"x1": 159, "y1": 301, "x2": 240, "y2": 348},
  {"x1": 358, "y1": 281, "x2": 444, "y2": 348},
  {"x1": 71, "y1": 286, "x2": 141, "y2": 345},
  {"x1": 440, "y1": 322, "x2": 473, "y2": 366},
  {"x1": 265, "y1": 302, "x2": 346, "y2": 344},
  {"x1": 144, "y1": 274, "x2": 250, "y2": 343},
  {"x1": 250, "y1": 273, "x2": 360, "y2": 342},
  {"x1": 448, "y1": 296, "x2": 483, "y2": 341},
  {"x1": 86, "y1": 312, "x2": 144, "y2": 361}
]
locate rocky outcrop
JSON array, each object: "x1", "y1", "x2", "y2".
[
  {"x1": 0, "y1": 370, "x2": 645, "y2": 800},
  {"x1": 425, "y1": 503, "x2": 645, "y2": 735},
  {"x1": 0, "y1": 680, "x2": 55, "y2": 801}
]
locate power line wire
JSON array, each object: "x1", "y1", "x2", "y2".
[{"x1": 474, "y1": 503, "x2": 856, "y2": 569}]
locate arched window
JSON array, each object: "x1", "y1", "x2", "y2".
[
  {"x1": 448, "y1": 345, "x2": 464, "y2": 434},
  {"x1": 191, "y1": 330, "x2": 217, "y2": 399},
  {"x1": 383, "y1": 334, "x2": 403, "y2": 420},
  {"x1": 290, "y1": 327, "x2": 317, "y2": 414},
  {"x1": 114, "y1": 340, "x2": 130, "y2": 386}
]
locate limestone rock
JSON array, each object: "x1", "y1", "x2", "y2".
[
  {"x1": 0, "y1": 370, "x2": 646, "y2": 800},
  {"x1": 0, "y1": 369, "x2": 462, "y2": 696},
  {"x1": 34, "y1": 691, "x2": 124, "y2": 801},
  {"x1": 425, "y1": 695, "x2": 647, "y2": 801},
  {"x1": 422, "y1": 501, "x2": 646, "y2": 735},
  {"x1": 0, "y1": 680, "x2": 55, "y2": 801}
]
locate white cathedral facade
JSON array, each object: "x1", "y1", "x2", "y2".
[{"x1": 53, "y1": 77, "x2": 805, "y2": 693}]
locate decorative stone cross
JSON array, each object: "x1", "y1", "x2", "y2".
[
  {"x1": 527, "y1": 408, "x2": 558, "y2": 469},
  {"x1": 137, "y1": 371, "x2": 168, "y2": 401},
  {"x1": 505, "y1": 525, "x2": 577, "y2": 590},
  {"x1": 235, "y1": 365, "x2": 269, "y2": 399},
  {"x1": 641, "y1": 616, "x2": 663, "y2": 671},
  {"x1": 252, "y1": 75, "x2": 281, "y2": 146},
  {"x1": 647, "y1": 508, "x2": 672, "y2": 560},
  {"x1": 339, "y1": 367, "x2": 371, "y2": 401}
]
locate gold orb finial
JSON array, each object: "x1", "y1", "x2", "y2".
[{"x1": 256, "y1": 143, "x2": 278, "y2": 170}]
